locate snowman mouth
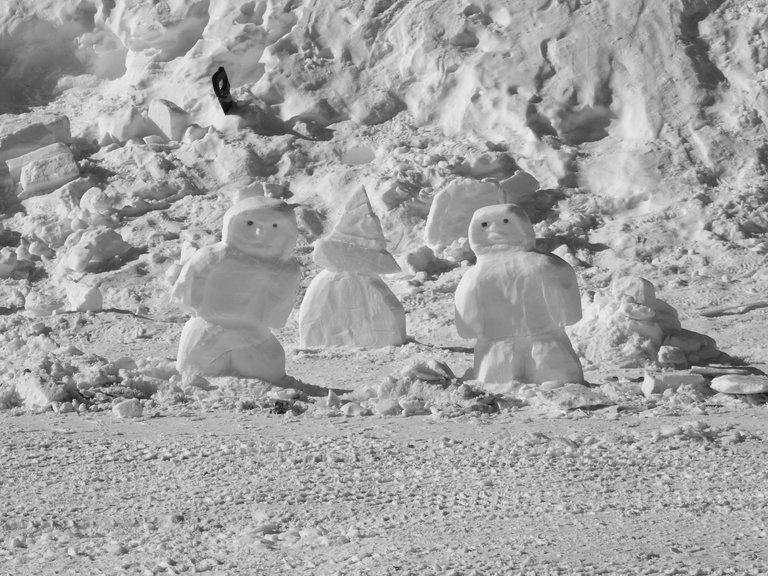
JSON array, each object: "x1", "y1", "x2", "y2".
[{"x1": 486, "y1": 232, "x2": 509, "y2": 242}]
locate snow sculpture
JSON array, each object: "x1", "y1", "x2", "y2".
[
  {"x1": 171, "y1": 196, "x2": 300, "y2": 382},
  {"x1": 454, "y1": 204, "x2": 583, "y2": 384},
  {"x1": 569, "y1": 276, "x2": 722, "y2": 368},
  {"x1": 299, "y1": 186, "x2": 406, "y2": 348}
]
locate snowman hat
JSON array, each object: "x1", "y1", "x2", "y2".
[{"x1": 313, "y1": 186, "x2": 400, "y2": 274}]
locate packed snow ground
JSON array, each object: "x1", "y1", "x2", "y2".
[{"x1": 2, "y1": 0, "x2": 768, "y2": 573}]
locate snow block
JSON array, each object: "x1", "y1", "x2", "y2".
[
  {"x1": 424, "y1": 179, "x2": 501, "y2": 251},
  {"x1": 5, "y1": 142, "x2": 71, "y2": 182},
  {"x1": 148, "y1": 99, "x2": 190, "y2": 142},
  {"x1": 98, "y1": 106, "x2": 152, "y2": 144},
  {"x1": 19, "y1": 149, "x2": 79, "y2": 199},
  {"x1": 112, "y1": 398, "x2": 143, "y2": 418},
  {"x1": 641, "y1": 372, "x2": 706, "y2": 397},
  {"x1": 65, "y1": 282, "x2": 103, "y2": 312},
  {"x1": 710, "y1": 375, "x2": 768, "y2": 395},
  {"x1": 0, "y1": 113, "x2": 71, "y2": 163},
  {"x1": 499, "y1": 171, "x2": 540, "y2": 204}
]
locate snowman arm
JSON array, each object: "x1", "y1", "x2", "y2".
[
  {"x1": 263, "y1": 262, "x2": 301, "y2": 328},
  {"x1": 170, "y1": 252, "x2": 210, "y2": 311},
  {"x1": 544, "y1": 254, "x2": 582, "y2": 325},
  {"x1": 454, "y1": 273, "x2": 480, "y2": 339},
  {"x1": 561, "y1": 265, "x2": 582, "y2": 325}
]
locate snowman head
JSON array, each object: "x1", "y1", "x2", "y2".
[
  {"x1": 468, "y1": 204, "x2": 535, "y2": 255},
  {"x1": 222, "y1": 196, "x2": 298, "y2": 259}
]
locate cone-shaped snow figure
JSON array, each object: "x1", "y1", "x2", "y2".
[
  {"x1": 454, "y1": 204, "x2": 583, "y2": 384},
  {"x1": 171, "y1": 196, "x2": 300, "y2": 381},
  {"x1": 299, "y1": 186, "x2": 406, "y2": 348}
]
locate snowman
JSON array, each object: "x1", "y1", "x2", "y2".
[
  {"x1": 171, "y1": 196, "x2": 300, "y2": 382},
  {"x1": 454, "y1": 204, "x2": 583, "y2": 384},
  {"x1": 299, "y1": 186, "x2": 406, "y2": 348}
]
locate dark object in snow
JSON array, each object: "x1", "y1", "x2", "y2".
[
  {"x1": 212, "y1": 67, "x2": 234, "y2": 114},
  {"x1": 210, "y1": 66, "x2": 332, "y2": 141},
  {"x1": 270, "y1": 400, "x2": 291, "y2": 415}
]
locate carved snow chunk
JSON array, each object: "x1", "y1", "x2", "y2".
[
  {"x1": 710, "y1": 374, "x2": 768, "y2": 395},
  {"x1": 313, "y1": 185, "x2": 400, "y2": 275},
  {"x1": 19, "y1": 149, "x2": 79, "y2": 199},
  {"x1": 0, "y1": 112, "x2": 71, "y2": 163},
  {"x1": 455, "y1": 204, "x2": 583, "y2": 385},
  {"x1": 299, "y1": 270, "x2": 406, "y2": 348},
  {"x1": 5, "y1": 142, "x2": 71, "y2": 182},
  {"x1": 148, "y1": 99, "x2": 190, "y2": 142},
  {"x1": 171, "y1": 196, "x2": 300, "y2": 381}
]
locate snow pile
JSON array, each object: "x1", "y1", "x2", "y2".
[{"x1": 569, "y1": 276, "x2": 723, "y2": 369}]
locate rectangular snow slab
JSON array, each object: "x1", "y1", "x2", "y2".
[
  {"x1": 148, "y1": 99, "x2": 190, "y2": 142},
  {"x1": 6, "y1": 142, "x2": 71, "y2": 182},
  {"x1": 19, "y1": 150, "x2": 79, "y2": 199},
  {"x1": 0, "y1": 113, "x2": 71, "y2": 163}
]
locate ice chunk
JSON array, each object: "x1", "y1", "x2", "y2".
[
  {"x1": 148, "y1": 99, "x2": 190, "y2": 142},
  {"x1": 19, "y1": 149, "x2": 79, "y2": 199},
  {"x1": 0, "y1": 112, "x2": 71, "y2": 163},
  {"x1": 455, "y1": 204, "x2": 583, "y2": 385}
]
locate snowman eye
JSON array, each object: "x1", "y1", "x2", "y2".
[
  {"x1": 246, "y1": 220, "x2": 254, "y2": 226},
  {"x1": 272, "y1": 223, "x2": 278, "y2": 228},
  {"x1": 503, "y1": 218, "x2": 509, "y2": 223},
  {"x1": 481, "y1": 222, "x2": 488, "y2": 228}
]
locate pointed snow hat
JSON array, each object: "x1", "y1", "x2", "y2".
[{"x1": 313, "y1": 186, "x2": 401, "y2": 275}]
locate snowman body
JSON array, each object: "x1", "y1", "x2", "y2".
[
  {"x1": 455, "y1": 204, "x2": 583, "y2": 384},
  {"x1": 299, "y1": 270, "x2": 405, "y2": 348}
]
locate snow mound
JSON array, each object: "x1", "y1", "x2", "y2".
[{"x1": 569, "y1": 276, "x2": 723, "y2": 369}]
